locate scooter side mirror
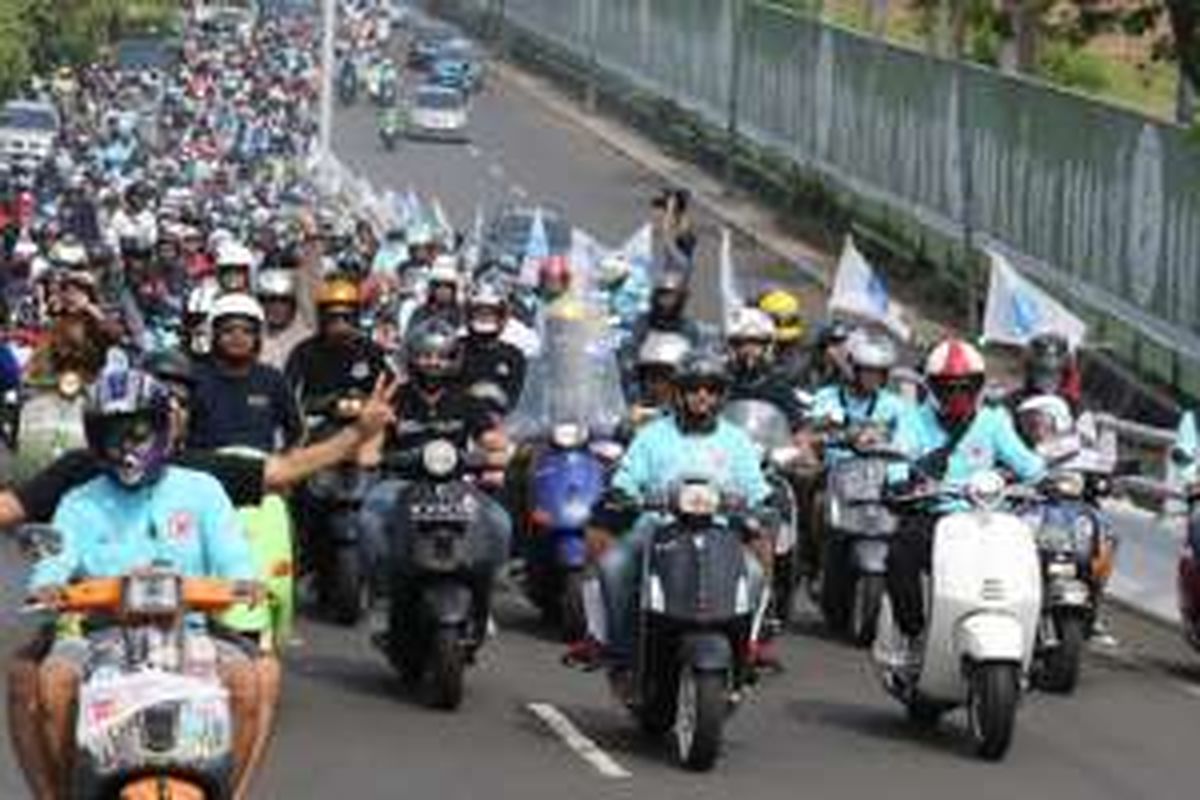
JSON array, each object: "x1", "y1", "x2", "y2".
[{"x1": 16, "y1": 524, "x2": 63, "y2": 563}]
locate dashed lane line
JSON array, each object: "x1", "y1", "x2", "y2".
[{"x1": 526, "y1": 702, "x2": 631, "y2": 779}]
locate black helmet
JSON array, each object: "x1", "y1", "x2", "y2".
[
  {"x1": 142, "y1": 349, "x2": 196, "y2": 389},
  {"x1": 405, "y1": 319, "x2": 462, "y2": 386},
  {"x1": 673, "y1": 348, "x2": 729, "y2": 433},
  {"x1": 1026, "y1": 332, "x2": 1069, "y2": 393},
  {"x1": 676, "y1": 348, "x2": 730, "y2": 392}
]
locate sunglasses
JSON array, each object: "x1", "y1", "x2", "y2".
[
  {"x1": 100, "y1": 415, "x2": 156, "y2": 453},
  {"x1": 681, "y1": 381, "x2": 724, "y2": 397},
  {"x1": 322, "y1": 309, "x2": 358, "y2": 324}
]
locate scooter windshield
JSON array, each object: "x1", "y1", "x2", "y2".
[
  {"x1": 509, "y1": 290, "x2": 627, "y2": 442},
  {"x1": 723, "y1": 399, "x2": 792, "y2": 454}
]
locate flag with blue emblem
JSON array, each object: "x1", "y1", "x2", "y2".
[
  {"x1": 982, "y1": 250, "x2": 1086, "y2": 348},
  {"x1": 828, "y1": 237, "x2": 911, "y2": 341},
  {"x1": 519, "y1": 208, "x2": 551, "y2": 286}
]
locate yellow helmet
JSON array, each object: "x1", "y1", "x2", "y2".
[
  {"x1": 758, "y1": 289, "x2": 805, "y2": 343},
  {"x1": 316, "y1": 276, "x2": 361, "y2": 308}
]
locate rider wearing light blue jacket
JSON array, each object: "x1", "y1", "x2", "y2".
[
  {"x1": 32, "y1": 466, "x2": 253, "y2": 591},
  {"x1": 808, "y1": 330, "x2": 910, "y2": 468},
  {"x1": 598, "y1": 351, "x2": 769, "y2": 664},
  {"x1": 597, "y1": 253, "x2": 651, "y2": 331},
  {"x1": 887, "y1": 340, "x2": 1045, "y2": 643}
]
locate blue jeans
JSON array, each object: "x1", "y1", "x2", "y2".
[{"x1": 598, "y1": 513, "x2": 764, "y2": 665}]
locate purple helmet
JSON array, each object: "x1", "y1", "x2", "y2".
[{"x1": 84, "y1": 358, "x2": 173, "y2": 488}]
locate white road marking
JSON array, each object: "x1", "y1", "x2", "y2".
[
  {"x1": 526, "y1": 702, "x2": 631, "y2": 779},
  {"x1": 467, "y1": 144, "x2": 482, "y2": 158},
  {"x1": 487, "y1": 163, "x2": 505, "y2": 180},
  {"x1": 510, "y1": 184, "x2": 529, "y2": 199}
]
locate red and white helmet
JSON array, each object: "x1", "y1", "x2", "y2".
[
  {"x1": 924, "y1": 339, "x2": 985, "y2": 382},
  {"x1": 924, "y1": 339, "x2": 986, "y2": 427}
]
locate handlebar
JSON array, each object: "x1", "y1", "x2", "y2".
[{"x1": 27, "y1": 576, "x2": 256, "y2": 616}]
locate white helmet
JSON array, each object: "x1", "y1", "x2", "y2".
[
  {"x1": 636, "y1": 331, "x2": 692, "y2": 371},
  {"x1": 256, "y1": 268, "x2": 298, "y2": 299},
  {"x1": 1016, "y1": 394, "x2": 1074, "y2": 440},
  {"x1": 407, "y1": 223, "x2": 434, "y2": 248},
  {"x1": 846, "y1": 329, "x2": 897, "y2": 371},
  {"x1": 726, "y1": 307, "x2": 775, "y2": 342},
  {"x1": 216, "y1": 241, "x2": 255, "y2": 268},
  {"x1": 428, "y1": 254, "x2": 460, "y2": 286},
  {"x1": 598, "y1": 253, "x2": 631, "y2": 287},
  {"x1": 209, "y1": 293, "x2": 266, "y2": 328}
]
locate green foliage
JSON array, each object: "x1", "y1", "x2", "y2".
[
  {"x1": 0, "y1": 0, "x2": 178, "y2": 100},
  {"x1": 1038, "y1": 40, "x2": 1110, "y2": 93}
]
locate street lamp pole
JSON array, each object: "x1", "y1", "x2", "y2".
[{"x1": 319, "y1": 0, "x2": 337, "y2": 160}]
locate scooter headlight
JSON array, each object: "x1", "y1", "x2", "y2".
[
  {"x1": 551, "y1": 422, "x2": 588, "y2": 449},
  {"x1": 422, "y1": 439, "x2": 458, "y2": 478},
  {"x1": 124, "y1": 572, "x2": 181, "y2": 615},
  {"x1": 57, "y1": 371, "x2": 83, "y2": 399},
  {"x1": 676, "y1": 482, "x2": 720, "y2": 517},
  {"x1": 1049, "y1": 472, "x2": 1085, "y2": 499}
]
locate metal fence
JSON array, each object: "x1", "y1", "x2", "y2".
[{"x1": 445, "y1": 0, "x2": 1200, "y2": 377}]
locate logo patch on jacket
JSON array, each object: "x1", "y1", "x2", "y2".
[{"x1": 167, "y1": 511, "x2": 197, "y2": 544}]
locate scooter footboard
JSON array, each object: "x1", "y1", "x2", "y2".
[{"x1": 956, "y1": 613, "x2": 1025, "y2": 664}]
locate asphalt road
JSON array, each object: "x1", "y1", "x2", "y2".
[{"x1": 2, "y1": 41, "x2": 1199, "y2": 800}]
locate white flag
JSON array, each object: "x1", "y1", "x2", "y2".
[
  {"x1": 570, "y1": 227, "x2": 605, "y2": 283},
  {"x1": 982, "y1": 250, "x2": 1087, "y2": 348},
  {"x1": 828, "y1": 237, "x2": 911, "y2": 341},
  {"x1": 431, "y1": 197, "x2": 453, "y2": 240},
  {"x1": 618, "y1": 223, "x2": 653, "y2": 273}
]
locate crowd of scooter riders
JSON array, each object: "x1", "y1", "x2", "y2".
[{"x1": 0, "y1": 0, "x2": 1147, "y2": 795}]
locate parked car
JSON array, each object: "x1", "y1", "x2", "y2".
[
  {"x1": 434, "y1": 38, "x2": 485, "y2": 91},
  {"x1": 407, "y1": 85, "x2": 470, "y2": 142},
  {"x1": 407, "y1": 23, "x2": 456, "y2": 71},
  {"x1": 0, "y1": 100, "x2": 59, "y2": 170}
]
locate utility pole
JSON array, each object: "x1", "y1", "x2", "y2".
[
  {"x1": 724, "y1": 0, "x2": 744, "y2": 190},
  {"x1": 318, "y1": 0, "x2": 337, "y2": 162}
]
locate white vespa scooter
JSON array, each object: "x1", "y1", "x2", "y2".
[{"x1": 873, "y1": 470, "x2": 1042, "y2": 760}]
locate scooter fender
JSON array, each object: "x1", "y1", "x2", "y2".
[
  {"x1": 554, "y1": 529, "x2": 588, "y2": 568},
  {"x1": 956, "y1": 612, "x2": 1026, "y2": 664},
  {"x1": 679, "y1": 632, "x2": 733, "y2": 673},
  {"x1": 421, "y1": 582, "x2": 473, "y2": 627},
  {"x1": 851, "y1": 537, "x2": 890, "y2": 575}
]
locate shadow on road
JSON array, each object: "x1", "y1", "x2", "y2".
[{"x1": 784, "y1": 698, "x2": 971, "y2": 758}]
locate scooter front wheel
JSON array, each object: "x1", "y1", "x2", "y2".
[
  {"x1": 428, "y1": 625, "x2": 465, "y2": 711},
  {"x1": 1038, "y1": 613, "x2": 1084, "y2": 694},
  {"x1": 967, "y1": 663, "x2": 1019, "y2": 761},
  {"x1": 673, "y1": 669, "x2": 726, "y2": 771},
  {"x1": 851, "y1": 574, "x2": 886, "y2": 648},
  {"x1": 326, "y1": 545, "x2": 367, "y2": 626}
]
